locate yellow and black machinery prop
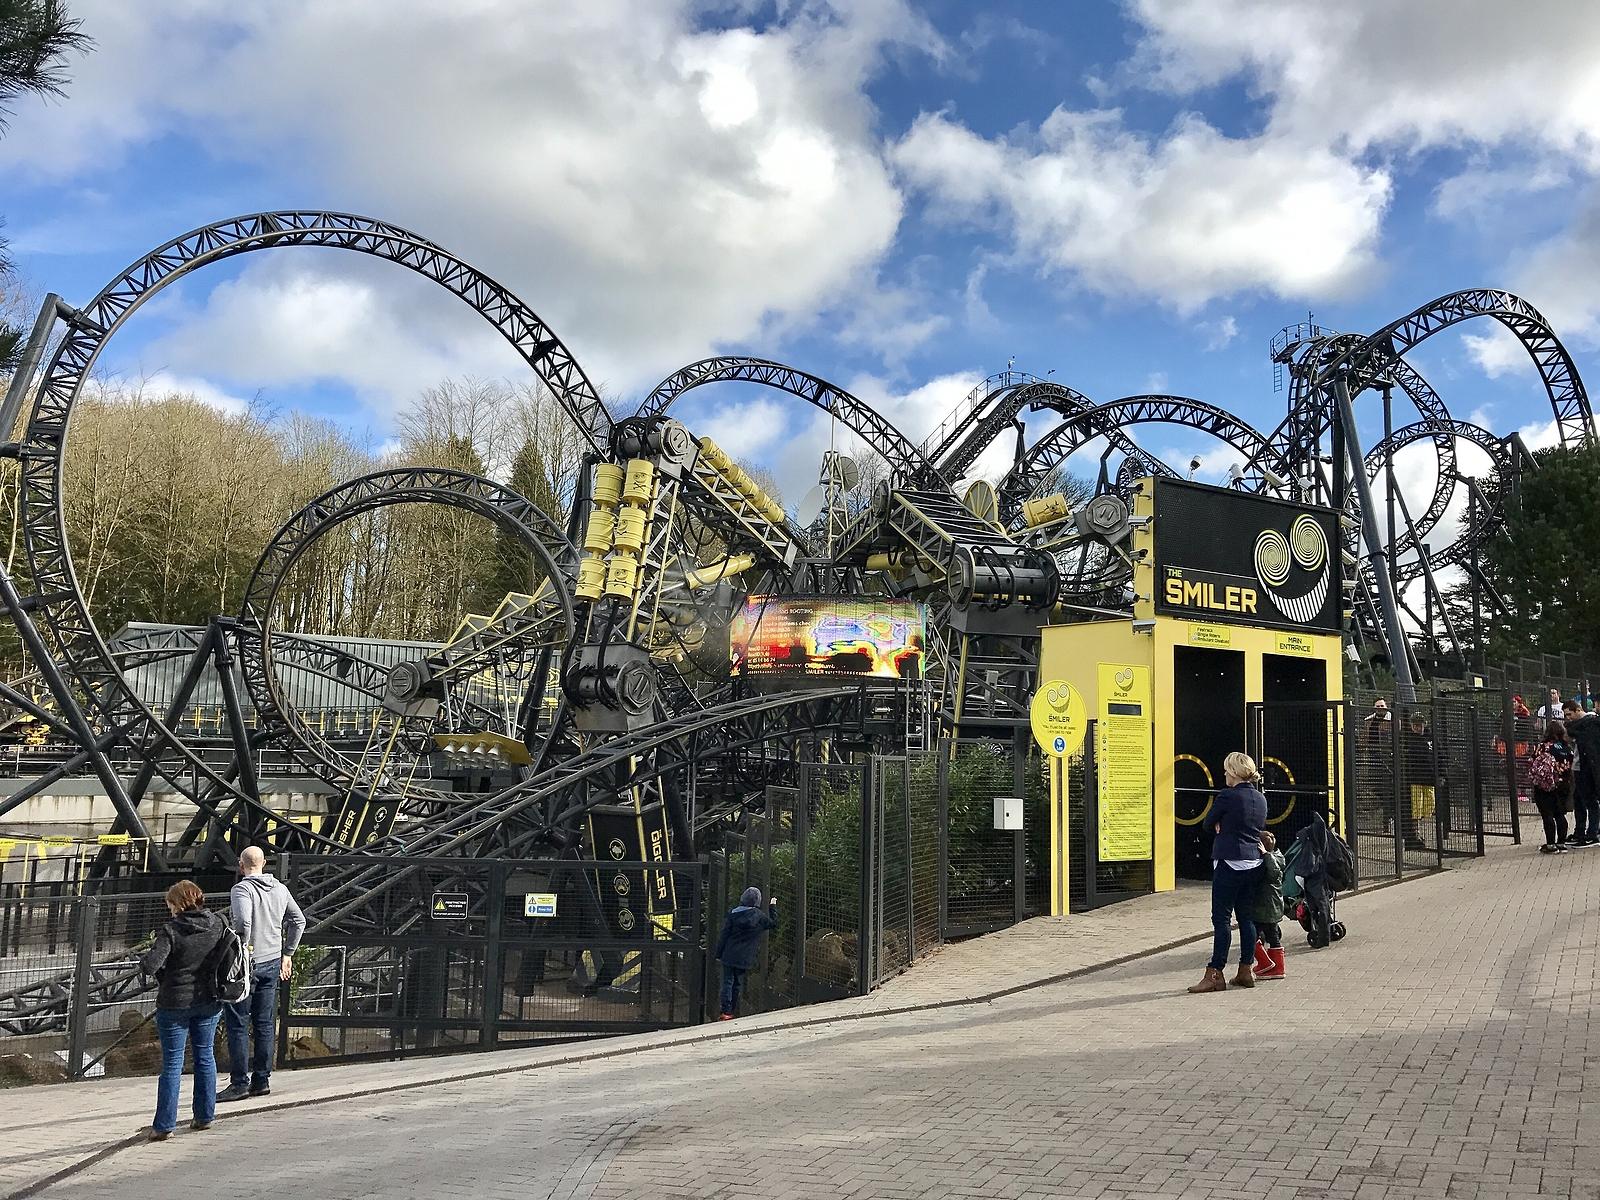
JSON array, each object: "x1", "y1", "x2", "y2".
[{"x1": 1037, "y1": 478, "x2": 1346, "y2": 911}]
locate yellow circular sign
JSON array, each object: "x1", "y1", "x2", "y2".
[{"x1": 1030, "y1": 679, "x2": 1087, "y2": 758}]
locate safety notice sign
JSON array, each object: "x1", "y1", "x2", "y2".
[
  {"x1": 1096, "y1": 663, "x2": 1153, "y2": 862},
  {"x1": 430, "y1": 892, "x2": 468, "y2": 920}
]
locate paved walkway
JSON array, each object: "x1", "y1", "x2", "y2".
[{"x1": 9, "y1": 845, "x2": 1592, "y2": 1199}]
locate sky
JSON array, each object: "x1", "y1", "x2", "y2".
[{"x1": 4, "y1": 0, "x2": 1600, "y2": 523}]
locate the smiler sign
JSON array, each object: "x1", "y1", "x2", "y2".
[{"x1": 1151, "y1": 479, "x2": 1342, "y2": 634}]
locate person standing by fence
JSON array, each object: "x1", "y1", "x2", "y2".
[
  {"x1": 1561, "y1": 701, "x2": 1600, "y2": 846},
  {"x1": 138, "y1": 880, "x2": 226, "y2": 1141},
  {"x1": 1188, "y1": 752, "x2": 1266, "y2": 994},
  {"x1": 218, "y1": 847, "x2": 305, "y2": 1101},
  {"x1": 1529, "y1": 719, "x2": 1574, "y2": 853},
  {"x1": 714, "y1": 886, "x2": 777, "y2": 1019}
]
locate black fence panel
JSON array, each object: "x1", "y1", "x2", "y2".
[
  {"x1": 278, "y1": 856, "x2": 703, "y2": 1067},
  {"x1": 1, "y1": 890, "x2": 232, "y2": 1084},
  {"x1": 942, "y1": 739, "x2": 1026, "y2": 936}
]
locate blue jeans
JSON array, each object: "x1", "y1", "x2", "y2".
[
  {"x1": 1208, "y1": 862, "x2": 1262, "y2": 971},
  {"x1": 154, "y1": 1003, "x2": 222, "y2": 1133},
  {"x1": 224, "y1": 962, "x2": 280, "y2": 1089},
  {"x1": 719, "y1": 965, "x2": 746, "y2": 1016},
  {"x1": 1575, "y1": 775, "x2": 1600, "y2": 842}
]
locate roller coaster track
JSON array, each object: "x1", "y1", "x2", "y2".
[
  {"x1": 11, "y1": 213, "x2": 617, "y2": 853},
  {"x1": 637, "y1": 356, "x2": 934, "y2": 482},
  {"x1": 296, "y1": 687, "x2": 861, "y2": 930}
]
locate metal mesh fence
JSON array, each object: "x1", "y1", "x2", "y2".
[
  {"x1": 943, "y1": 741, "x2": 1021, "y2": 935},
  {"x1": 0, "y1": 890, "x2": 231, "y2": 1086},
  {"x1": 908, "y1": 756, "x2": 941, "y2": 956},
  {"x1": 1346, "y1": 687, "x2": 1515, "y2": 883},
  {"x1": 873, "y1": 757, "x2": 912, "y2": 979},
  {"x1": 279, "y1": 856, "x2": 703, "y2": 1067}
]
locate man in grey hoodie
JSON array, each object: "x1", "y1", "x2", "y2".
[{"x1": 218, "y1": 846, "x2": 305, "y2": 1101}]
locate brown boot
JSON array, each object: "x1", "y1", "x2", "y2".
[
  {"x1": 1187, "y1": 967, "x2": 1227, "y2": 993},
  {"x1": 1232, "y1": 962, "x2": 1255, "y2": 988}
]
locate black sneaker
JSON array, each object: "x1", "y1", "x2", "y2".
[
  {"x1": 217, "y1": 1084, "x2": 251, "y2": 1103},
  {"x1": 148, "y1": 1129, "x2": 171, "y2": 1142},
  {"x1": 248, "y1": 1085, "x2": 271, "y2": 1098},
  {"x1": 191, "y1": 1120, "x2": 212, "y2": 1131},
  {"x1": 1539, "y1": 844, "x2": 1557, "y2": 854}
]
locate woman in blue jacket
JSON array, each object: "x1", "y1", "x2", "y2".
[
  {"x1": 715, "y1": 886, "x2": 777, "y2": 1019},
  {"x1": 1188, "y1": 751, "x2": 1267, "y2": 994}
]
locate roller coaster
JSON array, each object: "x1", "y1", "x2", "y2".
[{"x1": 0, "y1": 211, "x2": 1589, "y2": 930}]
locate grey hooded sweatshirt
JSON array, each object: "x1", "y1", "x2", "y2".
[{"x1": 230, "y1": 872, "x2": 306, "y2": 967}]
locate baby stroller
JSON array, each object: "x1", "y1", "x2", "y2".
[{"x1": 1282, "y1": 812, "x2": 1356, "y2": 948}]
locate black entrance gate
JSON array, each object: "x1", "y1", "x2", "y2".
[{"x1": 1246, "y1": 700, "x2": 1344, "y2": 848}]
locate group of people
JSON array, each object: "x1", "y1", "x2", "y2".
[
  {"x1": 1188, "y1": 751, "x2": 1289, "y2": 993},
  {"x1": 1359, "y1": 698, "x2": 1436, "y2": 851},
  {"x1": 137, "y1": 847, "x2": 304, "y2": 1140},
  {"x1": 1526, "y1": 693, "x2": 1600, "y2": 852}
]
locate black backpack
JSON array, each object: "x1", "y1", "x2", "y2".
[
  {"x1": 209, "y1": 919, "x2": 252, "y2": 1004},
  {"x1": 1325, "y1": 829, "x2": 1357, "y2": 892}
]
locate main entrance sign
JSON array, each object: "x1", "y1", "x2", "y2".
[{"x1": 1150, "y1": 479, "x2": 1341, "y2": 634}]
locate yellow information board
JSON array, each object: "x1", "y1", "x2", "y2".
[
  {"x1": 1275, "y1": 633, "x2": 1315, "y2": 656},
  {"x1": 1187, "y1": 623, "x2": 1232, "y2": 648},
  {"x1": 1096, "y1": 664, "x2": 1154, "y2": 861},
  {"x1": 1031, "y1": 679, "x2": 1088, "y2": 758}
]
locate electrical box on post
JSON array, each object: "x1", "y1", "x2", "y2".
[{"x1": 993, "y1": 796, "x2": 1023, "y2": 831}]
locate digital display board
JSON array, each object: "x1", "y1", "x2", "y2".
[
  {"x1": 730, "y1": 596, "x2": 925, "y2": 683},
  {"x1": 1151, "y1": 478, "x2": 1342, "y2": 634}
]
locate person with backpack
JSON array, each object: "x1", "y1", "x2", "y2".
[
  {"x1": 714, "y1": 886, "x2": 777, "y2": 1019},
  {"x1": 139, "y1": 880, "x2": 228, "y2": 1141},
  {"x1": 1561, "y1": 701, "x2": 1600, "y2": 846},
  {"x1": 218, "y1": 846, "x2": 305, "y2": 1101},
  {"x1": 1529, "y1": 719, "x2": 1574, "y2": 854}
]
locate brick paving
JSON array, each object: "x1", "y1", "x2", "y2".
[{"x1": 8, "y1": 843, "x2": 1596, "y2": 1199}]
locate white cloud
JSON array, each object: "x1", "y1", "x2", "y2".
[
  {"x1": 0, "y1": 0, "x2": 940, "y2": 395},
  {"x1": 1198, "y1": 315, "x2": 1238, "y2": 352},
  {"x1": 894, "y1": 110, "x2": 1391, "y2": 311},
  {"x1": 891, "y1": 1, "x2": 1600, "y2": 316},
  {"x1": 108, "y1": 371, "x2": 256, "y2": 417},
  {"x1": 1462, "y1": 325, "x2": 1525, "y2": 380},
  {"x1": 696, "y1": 396, "x2": 791, "y2": 464},
  {"x1": 1129, "y1": 0, "x2": 1600, "y2": 162},
  {"x1": 136, "y1": 256, "x2": 520, "y2": 420}
]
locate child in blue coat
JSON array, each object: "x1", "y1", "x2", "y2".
[{"x1": 715, "y1": 886, "x2": 777, "y2": 1019}]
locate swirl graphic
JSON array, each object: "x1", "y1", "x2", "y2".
[
  {"x1": 1290, "y1": 513, "x2": 1327, "y2": 569},
  {"x1": 1254, "y1": 529, "x2": 1292, "y2": 586}
]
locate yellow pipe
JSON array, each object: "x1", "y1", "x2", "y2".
[{"x1": 682, "y1": 553, "x2": 755, "y2": 588}]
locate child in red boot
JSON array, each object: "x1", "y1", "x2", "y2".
[{"x1": 1251, "y1": 830, "x2": 1287, "y2": 980}]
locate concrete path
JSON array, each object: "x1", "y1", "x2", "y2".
[{"x1": 8, "y1": 845, "x2": 1587, "y2": 1199}]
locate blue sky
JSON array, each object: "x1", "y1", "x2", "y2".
[{"x1": 3, "y1": 0, "x2": 1598, "y2": 507}]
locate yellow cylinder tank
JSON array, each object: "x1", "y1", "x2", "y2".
[
  {"x1": 613, "y1": 506, "x2": 648, "y2": 554},
  {"x1": 1022, "y1": 493, "x2": 1072, "y2": 528},
  {"x1": 622, "y1": 459, "x2": 655, "y2": 506},
  {"x1": 593, "y1": 463, "x2": 624, "y2": 507},
  {"x1": 582, "y1": 509, "x2": 615, "y2": 555}
]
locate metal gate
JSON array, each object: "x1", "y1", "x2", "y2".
[
  {"x1": 863, "y1": 753, "x2": 941, "y2": 988},
  {"x1": 1246, "y1": 700, "x2": 1344, "y2": 848}
]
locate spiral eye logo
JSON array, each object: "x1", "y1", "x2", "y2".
[
  {"x1": 1254, "y1": 530, "x2": 1292, "y2": 586},
  {"x1": 1290, "y1": 514, "x2": 1326, "y2": 570},
  {"x1": 1254, "y1": 514, "x2": 1330, "y2": 624}
]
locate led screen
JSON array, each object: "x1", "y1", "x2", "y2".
[{"x1": 729, "y1": 596, "x2": 925, "y2": 683}]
